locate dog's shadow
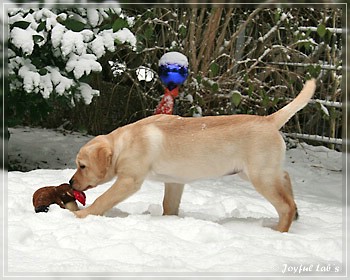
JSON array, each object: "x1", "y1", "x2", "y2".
[
  {"x1": 183, "y1": 211, "x2": 277, "y2": 229},
  {"x1": 104, "y1": 208, "x2": 130, "y2": 218},
  {"x1": 104, "y1": 207, "x2": 162, "y2": 218},
  {"x1": 217, "y1": 216, "x2": 277, "y2": 229},
  {"x1": 104, "y1": 206, "x2": 277, "y2": 231}
]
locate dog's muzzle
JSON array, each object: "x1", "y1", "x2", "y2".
[{"x1": 69, "y1": 178, "x2": 74, "y2": 188}]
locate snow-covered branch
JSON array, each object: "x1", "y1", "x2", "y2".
[
  {"x1": 283, "y1": 132, "x2": 342, "y2": 145},
  {"x1": 268, "y1": 62, "x2": 341, "y2": 71},
  {"x1": 298, "y1": 26, "x2": 344, "y2": 34},
  {"x1": 258, "y1": 12, "x2": 288, "y2": 42}
]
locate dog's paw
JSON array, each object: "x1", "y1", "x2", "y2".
[{"x1": 74, "y1": 209, "x2": 89, "y2": 219}]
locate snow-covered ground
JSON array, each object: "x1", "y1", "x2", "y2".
[{"x1": 6, "y1": 127, "x2": 345, "y2": 276}]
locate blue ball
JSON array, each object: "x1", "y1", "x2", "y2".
[{"x1": 159, "y1": 63, "x2": 189, "y2": 90}]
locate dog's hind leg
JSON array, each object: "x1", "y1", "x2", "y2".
[
  {"x1": 163, "y1": 183, "x2": 184, "y2": 215},
  {"x1": 283, "y1": 171, "x2": 299, "y2": 220},
  {"x1": 249, "y1": 172, "x2": 297, "y2": 232}
]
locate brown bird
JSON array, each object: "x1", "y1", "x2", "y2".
[{"x1": 32, "y1": 183, "x2": 85, "y2": 213}]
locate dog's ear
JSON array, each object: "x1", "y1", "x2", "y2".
[{"x1": 96, "y1": 145, "x2": 113, "y2": 176}]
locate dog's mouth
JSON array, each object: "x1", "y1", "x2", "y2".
[
  {"x1": 82, "y1": 185, "x2": 94, "y2": 192},
  {"x1": 72, "y1": 184, "x2": 94, "y2": 192}
]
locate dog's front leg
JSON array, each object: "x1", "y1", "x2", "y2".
[{"x1": 74, "y1": 176, "x2": 143, "y2": 218}]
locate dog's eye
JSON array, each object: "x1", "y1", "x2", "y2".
[{"x1": 80, "y1": 165, "x2": 86, "y2": 169}]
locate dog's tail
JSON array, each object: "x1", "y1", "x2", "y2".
[{"x1": 267, "y1": 79, "x2": 316, "y2": 130}]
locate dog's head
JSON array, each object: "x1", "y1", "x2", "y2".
[{"x1": 70, "y1": 136, "x2": 113, "y2": 192}]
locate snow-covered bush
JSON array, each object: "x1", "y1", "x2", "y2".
[{"x1": 8, "y1": 8, "x2": 136, "y2": 125}]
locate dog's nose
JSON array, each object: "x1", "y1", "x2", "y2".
[{"x1": 69, "y1": 178, "x2": 74, "y2": 187}]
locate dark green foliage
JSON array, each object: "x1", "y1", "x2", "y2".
[{"x1": 7, "y1": 6, "x2": 343, "y2": 146}]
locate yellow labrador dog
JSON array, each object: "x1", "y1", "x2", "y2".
[{"x1": 70, "y1": 79, "x2": 316, "y2": 232}]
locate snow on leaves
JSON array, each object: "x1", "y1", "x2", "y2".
[
  {"x1": 115, "y1": 28, "x2": 137, "y2": 50},
  {"x1": 61, "y1": 30, "x2": 86, "y2": 57},
  {"x1": 10, "y1": 27, "x2": 37, "y2": 55},
  {"x1": 66, "y1": 54, "x2": 102, "y2": 80},
  {"x1": 8, "y1": 8, "x2": 137, "y2": 104},
  {"x1": 78, "y1": 83, "x2": 100, "y2": 105},
  {"x1": 18, "y1": 63, "x2": 40, "y2": 93}
]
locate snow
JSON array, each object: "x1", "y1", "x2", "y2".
[
  {"x1": 10, "y1": 27, "x2": 35, "y2": 55},
  {"x1": 15, "y1": 62, "x2": 75, "y2": 98},
  {"x1": 18, "y1": 63, "x2": 40, "y2": 93},
  {"x1": 8, "y1": 8, "x2": 137, "y2": 104},
  {"x1": 91, "y1": 29, "x2": 131, "y2": 59},
  {"x1": 108, "y1": 60, "x2": 127, "y2": 77},
  {"x1": 6, "y1": 127, "x2": 344, "y2": 275},
  {"x1": 78, "y1": 83, "x2": 100, "y2": 105},
  {"x1": 48, "y1": 66, "x2": 75, "y2": 96},
  {"x1": 298, "y1": 26, "x2": 344, "y2": 34},
  {"x1": 39, "y1": 72, "x2": 53, "y2": 99},
  {"x1": 65, "y1": 53, "x2": 102, "y2": 80},
  {"x1": 136, "y1": 66, "x2": 154, "y2": 82},
  {"x1": 90, "y1": 35, "x2": 105, "y2": 59},
  {"x1": 86, "y1": 8, "x2": 100, "y2": 28},
  {"x1": 258, "y1": 13, "x2": 288, "y2": 42},
  {"x1": 51, "y1": 23, "x2": 66, "y2": 48},
  {"x1": 159, "y1": 51, "x2": 189, "y2": 67},
  {"x1": 318, "y1": 101, "x2": 330, "y2": 117},
  {"x1": 296, "y1": 38, "x2": 318, "y2": 46},
  {"x1": 269, "y1": 60, "x2": 340, "y2": 71},
  {"x1": 115, "y1": 28, "x2": 137, "y2": 50},
  {"x1": 61, "y1": 30, "x2": 86, "y2": 57},
  {"x1": 192, "y1": 105, "x2": 203, "y2": 117},
  {"x1": 100, "y1": 30, "x2": 118, "y2": 52}
]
